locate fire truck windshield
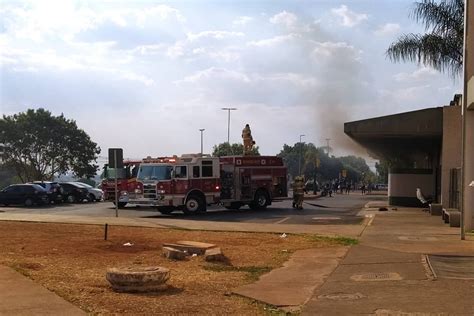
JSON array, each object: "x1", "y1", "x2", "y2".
[{"x1": 138, "y1": 165, "x2": 172, "y2": 181}]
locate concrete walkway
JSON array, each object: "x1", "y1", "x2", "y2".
[
  {"x1": 233, "y1": 247, "x2": 350, "y2": 313},
  {"x1": 0, "y1": 266, "x2": 85, "y2": 316},
  {"x1": 302, "y1": 205, "x2": 474, "y2": 315},
  {"x1": 232, "y1": 202, "x2": 474, "y2": 314}
]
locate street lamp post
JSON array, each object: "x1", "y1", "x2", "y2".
[
  {"x1": 221, "y1": 107, "x2": 237, "y2": 143},
  {"x1": 199, "y1": 129, "x2": 205, "y2": 155},
  {"x1": 298, "y1": 134, "x2": 305, "y2": 175}
]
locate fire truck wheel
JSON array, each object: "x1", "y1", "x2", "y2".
[
  {"x1": 249, "y1": 190, "x2": 268, "y2": 210},
  {"x1": 183, "y1": 195, "x2": 205, "y2": 214}
]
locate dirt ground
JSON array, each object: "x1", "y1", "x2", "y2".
[{"x1": 0, "y1": 221, "x2": 350, "y2": 315}]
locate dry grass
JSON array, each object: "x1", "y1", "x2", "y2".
[{"x1": 0, "y1": 221, "x2": 350, "y2": 315}]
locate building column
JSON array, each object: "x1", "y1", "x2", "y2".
[{"x1": 462, "y1": 0, "x2": 474, "y2": 231}]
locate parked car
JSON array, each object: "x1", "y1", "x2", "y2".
[
  {"x1": 58, "y1": 182, "x2": 89, "y2": 203},
  {"x1": 70, "y1": 182, "x2": 103, "y2": 202},
  {"x1": 0, "y1": 184, "x2": 49, "y2": 206},
  {"x1": 31, "y1": 181, "x2": 64, "y2": 204}
]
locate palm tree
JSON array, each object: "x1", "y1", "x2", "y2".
[{"x1": 386, "y1": 0, "x2": 464, "y2": 77}]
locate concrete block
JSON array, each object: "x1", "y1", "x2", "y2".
[
  {"x1": 106, "y1": 266, "x2": 170, "y2": 293},
  {"x1": 204, "y1": 247, "x2": 226, "y2": 262},
  {"x1": 447, "y1": 210, "x2": 461, "y2": 227},
  {"x1": 442, "y1": 208, "x2": 449, "y2": 223},
  {"x1": 163, "y1": 242, "x2": 215, "y2": 255},
  {"x1": 162, "y1": 246, "x2": 187, "y2": 260},
  {"x1": 176, "y1": 240, "x2": 216, "y2": 249},
  {"x1": 430, "y1": 203, "x2": 442, "y2": 216}
]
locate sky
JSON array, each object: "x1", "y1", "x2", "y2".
[{"x1": 0, "y1": 0, "x2": 461, "y2": 166}]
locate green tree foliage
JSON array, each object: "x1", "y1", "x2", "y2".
[
  {"x1": 212, "y1": 142, "x2": 260, "y2": 157},
  {"x1": 0, "y1": 163, "x2": 21, "y2": 189},
  {"x1": 278, "y1": 143, "x2": 374, "y2": 182},
  {"x1": 0, "y1": 109, "x2": 101, "y2": 182},
  {"x1": 386, "y1": 0, "x2": 464, "y2": 77},
  {"x1": 375, "y1": 160, "x2": 390, "y2": 183}
]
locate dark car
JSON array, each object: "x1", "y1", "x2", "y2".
[
  {"x1": 31, "y1": 181, "x2": 64, "y2": 204},
  {"x1": 0, "y1": 184, "x2": 49, "y2": 206},
  {"x1": 59, "y1": 182, "x2": 89, "y2": 203}
]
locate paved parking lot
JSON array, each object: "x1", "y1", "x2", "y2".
[{"x1": 0, "y1": 193, "x2": 386, "y2": 226}]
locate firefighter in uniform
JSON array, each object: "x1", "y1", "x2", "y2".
[
  {"x1": 242, "y1": 124, "x2": 256, "y2": 155},
  {"x1": 292, "y1": 176, "x2": 305, "y2": 210}
]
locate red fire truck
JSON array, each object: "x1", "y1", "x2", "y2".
[
  {"x1": 219, "y1": 155, "x2": 287, "y2": 210},
  {"x1": 127, "y1": 154, "x2": 288, "y2": 215},
  {"x1": 101, "y1": 159, "x2": 142, "y2": 208}
]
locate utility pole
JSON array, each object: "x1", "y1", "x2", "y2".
[
  {"x1": 299, "y1": 134, "x2": 305, "y2": 175},
  {"x1": 199, "y1": 129, "x2": 205, "y2": 155},
  {"x1": 221, "y1": 108, "x2": 237, "y2": 143}
]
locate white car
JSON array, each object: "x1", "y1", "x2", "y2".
[{"x1": 70, "y1": 182, "x2": 103, "y2": 202}]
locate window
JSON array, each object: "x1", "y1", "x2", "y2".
[
  {"x1": 138, "y1": 166, "x2": 172, "y2": 181},
  {"x1": 175, "y1": 166, "x2": 187, "y2": 178},
  {"x1": 193, "y1": 166, "x2": 200, "y2": 178},
  {"x1": 4, "y1": 186, "x2": 19, "y2": 193},
  {"x1": 23, "y1": 186, "x2": 35, "y2": 193},
  {"x1": 202, "y1": 160, "x2": 213, "y2": 177}
]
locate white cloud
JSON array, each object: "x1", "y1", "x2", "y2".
[
  {"x1": 270, "y1": 11, "x2": 298, "y2": 28},
  {"x1": 247, "y1": 34, "x2": 300, "y2": 47},
  {"x1": 0, "y1": 2, "x2": 185, "y2": 42},
  {"x1": 187, "y1": 31, "x2": 244, "y2": 41},
  {"x1": 175, "y1": 67, "x2": 251, "y2": 84},
  {"x1": 233, "y1": 16, "x2": 253, "y2": 26},
  {"x1": 374, "y1": 23, "x2": 401, "y2": 36},
  {"x1": 331, "y1": 5, "x2": 368, "y2": 27},
  {"x1": 175, "y1": 67, "x2": 319, "y2": 90},
  {"x1": 156, "y1": 30, "x2": 245, "y2": 59},
  {"x1": 312, "y1": 41, "x2": 361, "y2": 60},
  {"x1": 393, "y1": 67, "x2": 438, "y2": 82},
  {"x1": 191, "y1": 47, "x2": 241, "y2": 62},
  {"x1": 131, "y1": 44, "x2": 168, "y2": 55}
]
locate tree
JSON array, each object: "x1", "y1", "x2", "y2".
[
  {"x1": 0, "y1": 109, "x2": 101, "y2": 182},
  {"x1": 386, "y1": 0, "x2": 464, "y2": 77},
  {"x1": 375, "y1": 160, "x2": 390, "y2": 183},
  {"x1": 277, "y1": 143, "x2": 374, "y2": 182},
  {"x1": 212, "y1": 142, "x2": 260, "y2": 157}
]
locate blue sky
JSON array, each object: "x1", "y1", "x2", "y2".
[{"x1": 0, "y1": 0, "x2": 461, "y2": 163}]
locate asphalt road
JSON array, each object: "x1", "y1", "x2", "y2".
[{"x1": 0, "y1": 193, "x2": 387, "y2": 226}]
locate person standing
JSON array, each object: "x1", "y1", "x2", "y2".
[
  {"x1": 242, "y1": 124, "x2": 256, "y2": 155},
  {"x1": 292, "y1": 176, "x2": 305, "y2": 209}
]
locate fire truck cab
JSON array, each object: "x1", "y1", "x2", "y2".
[
  {"x1": 101, "y1": 160, "x2": 141, "y2": 208},
  {"x1": 129, "y1": 155, "x2": 221, "y2": 214},
  {"x1": 219, "y1": 156, "x2": 288, "y2": 210}
]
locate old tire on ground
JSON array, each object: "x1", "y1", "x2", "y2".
[
  {"x1": 249, "y1": 190, "x2": 268, "y2": 210},
  {"x1": 224, "y1": 202, "x2": 242, "y2": 210},
  {"x1": 24, "y1": 198, "x2": 33, "y2": 207},
  {"x1": 106, "y1": 266, "x2": 170, "y2": 293}
]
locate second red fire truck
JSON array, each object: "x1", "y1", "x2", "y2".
[{"x1": 121, "y1": 154, "x2": 288, "y2": 214}]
